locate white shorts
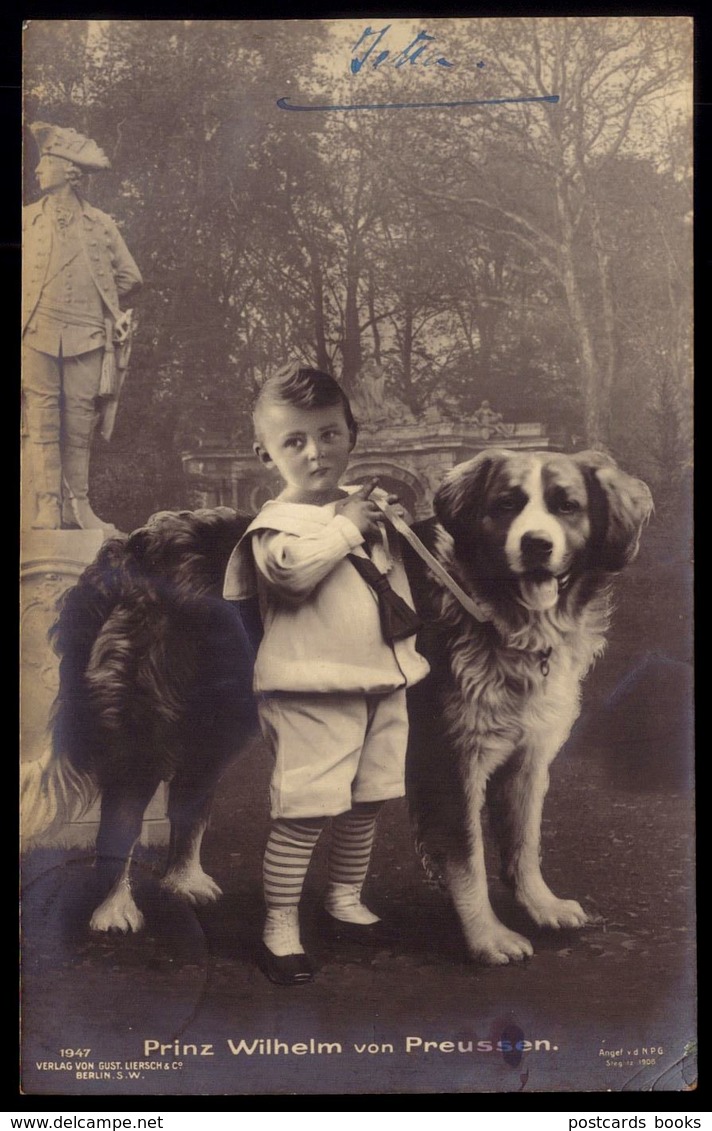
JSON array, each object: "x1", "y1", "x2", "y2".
[{"x1": 258, "y1": 689, "x2": 409, "y2": 819}]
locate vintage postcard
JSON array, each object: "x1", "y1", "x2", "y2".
[{"x1": 20, "y1": 17, "x2": 695, "y2": 1096}]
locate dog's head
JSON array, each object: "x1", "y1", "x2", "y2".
[
  {"x1": 126, "y1": 507, "x2": 253, "y2": 598},
  {"x1": 434, "y1": 449, "x2": 653, "y2": 612}
]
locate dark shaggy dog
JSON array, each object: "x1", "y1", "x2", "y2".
[
  {"x1": 22, "y1": 509, "x2": 259, "y2": 931},
  {"x1": 22, "y1": 451, "x2": 652, "y2": 958}
]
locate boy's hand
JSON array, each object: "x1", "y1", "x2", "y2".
[
  {"x1": 335, "y1": 478, "x2": 384, "y2": 536},
  {"x1": 371, "y1": 486, "x2": 408, "y2": 521}
]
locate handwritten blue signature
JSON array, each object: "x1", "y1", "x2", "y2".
[
  {"x1": 350, "y1": 26, "x2": 465, "y2": 72},
  {"x1": 277, "y1": 25, "x2": 559, "y2": 113}
]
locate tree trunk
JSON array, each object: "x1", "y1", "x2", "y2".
[
  {"x1": 341, "y1": 262, "x2": 362, "y2": 388},
  {"x1": 477, "y1": 303, "x2": 497, "y2": 376},
  {"x1": 309, "y1": 252, "x2": 330, "y2": 372},
  {"x1": 368, "y1": 270, "x2": 382, "y2": 364},
  {"x1": 555, "y1": 178, "x2": 608, "y2": 449},
  {"x1": 587, "y1": 199, "x2": 618, "y2": 445}
]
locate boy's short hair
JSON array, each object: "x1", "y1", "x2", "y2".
[{"x1": 253, "y1": 366, "x2": 358, "y2": 444}]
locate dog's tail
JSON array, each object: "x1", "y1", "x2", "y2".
[
  {"x1": 22, "y1": 536, "x2": 131, "y2": 843},
  {"x1": 21, "y1": 749, "x2": 98, "y2": 843}
]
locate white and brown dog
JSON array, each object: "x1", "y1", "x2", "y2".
[{"x1": 404, "y1": 449, "x2": 653, "y2": 964}]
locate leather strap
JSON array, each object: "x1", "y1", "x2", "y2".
[{"x1": 373, "y1": 499, "x2": 491, "y2": 624}]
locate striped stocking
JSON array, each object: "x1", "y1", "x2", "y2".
[
  {"x1": 263, "y1": 817, "x2": 326, "y2": 956},
  {"x1": 325, "y1": 802, "x2": 383, "y2": 924}
]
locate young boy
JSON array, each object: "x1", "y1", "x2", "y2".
[{"x1": 223, "y1": 366, "x2": 429, "y2": 985}]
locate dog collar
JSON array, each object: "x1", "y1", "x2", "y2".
[{"x1": 537, "y1": 647, "x2": 553, "y2": 677}]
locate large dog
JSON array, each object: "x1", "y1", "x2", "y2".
[
  {"x1": 22, "y1": 509, "x2": 259, "y2": 932},
  {"x1": 22, "y1": 450, "x2": 652, "y2": 960},
  {"x1": 404, "y1": 449, "x2": 652, "y2": 962}
]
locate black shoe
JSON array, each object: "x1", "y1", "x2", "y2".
[
  {"x1": 256, "y1": 942, "x2": 315, "y2": 986},
  {"x1": 322, "y1": 912, "x2": 400, "y2": 947}
]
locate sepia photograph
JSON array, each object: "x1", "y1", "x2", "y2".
[{"x1": 20, "y1": 17, "x2": 695, "y2": 1096}]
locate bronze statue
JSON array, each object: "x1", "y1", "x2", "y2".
[{"x1": 23, "y1": 122, "x2": 142, "y2": 532}]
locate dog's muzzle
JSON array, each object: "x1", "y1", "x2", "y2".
[
  {"x1": 520, "y1": 531, "x2": 554, "y2": 568},
  {"x1": 518, "y1": 573, "x2": 560, "y2": 611},
  {"x1": 515, "y1": 530, "x2": 569, "y2": 611}
]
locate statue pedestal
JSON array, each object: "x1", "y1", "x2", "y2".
[{"x1": 20, "y1": 529, "x2": 168, "y2": 849}]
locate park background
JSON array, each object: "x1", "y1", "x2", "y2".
[
  {"x1": 23, "y1": 17, "x2": 692, "y2": 530},
  {"x1": 21, "y1": 18, "x2": 695, "y2": 1096}
]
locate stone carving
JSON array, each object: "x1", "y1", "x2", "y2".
[
  {"x1": 354, "y1": 362, "x2": 416, "y2": 428},
  {"x1": 470, "y1": 399, "x2": 510, "y2": 438},
  {"x1": 22, "y1": 122, "x2": 142, "y2": 535}
]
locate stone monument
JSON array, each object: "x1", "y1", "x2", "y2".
[
  {"x1": 22, "y1": 121, "x2": 142, "y2": 535},
  {"x1": 21, "y1": 123, "x2": 167, "y2": 848},
  {"x1": 182, "y1": 386, "x2": 558, "y2": 521}
]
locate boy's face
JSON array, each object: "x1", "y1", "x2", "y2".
[{"x1": 253, "y1": 402, "x2": 354, "y2": 502}]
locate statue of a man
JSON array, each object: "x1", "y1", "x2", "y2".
[{"x1": 23, "y1": 122, "x2": 142, "y2": 532}]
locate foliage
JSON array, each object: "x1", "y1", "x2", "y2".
[{"x1": 23, "y1": 18, "x2": 692, "y2": 524}]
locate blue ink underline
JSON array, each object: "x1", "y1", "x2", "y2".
[{"x1": 277, "y1": 94, "x2": 559, "y2": 112}]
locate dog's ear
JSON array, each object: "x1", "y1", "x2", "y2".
[
  {"x1": 125, "y1": 526, "x2": 155, "y2": 569},
  {"x1": 125, "y1": 511, "x2": 179, "y2": 567},
  {"x1": 573, "y1": 450, "x2": 654, "y2": 571},
  {"x1": 434, "y1": 451, "x2": 504, "y2": 542}
]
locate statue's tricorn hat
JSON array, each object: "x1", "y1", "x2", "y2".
[{"x1": 29, "y1": 122, "x2": 111, "y2": 171}]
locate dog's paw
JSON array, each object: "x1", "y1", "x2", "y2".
[
  {"x1": 90, "y1": 889, "x2": 145, "y2": 933},
  {"x1": 522, "y1": 895, "x2": 588, "y2": 930},
  {"x1": 468, "y1": 925, "x2": 534, "y2": 966},
  {"x1": 161, "y1": 867, "x2": 223, "y2": 905}
]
